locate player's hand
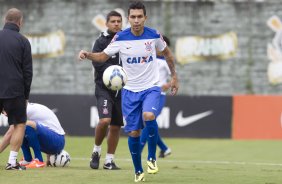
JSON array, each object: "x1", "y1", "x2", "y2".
[
  {"x1": 162, "y1": 83, "x2": 171, "y2": 92},
  {"x1": 170, "y1": 75, "x2": 179, "y2": 96},
  {"x1": 78, "y1": 50, "x2": 88, "y2": 61}
]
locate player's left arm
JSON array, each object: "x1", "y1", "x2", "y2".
[
  {"x1": 0, "y1": 125, "x2": 14, "y2": 153},
  {"x1": 161, "y1": 46, "x2": 179, "y2": 96}
]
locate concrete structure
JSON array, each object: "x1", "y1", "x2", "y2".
[{"x1": 0, "y1": 0, "x2": 281, "y2": 95}]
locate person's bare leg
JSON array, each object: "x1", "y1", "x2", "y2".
[
  {"x1": 10, "y1": 123, "x2": 25, "y2": 152},
  {"x1": 104, "y1": 125, "x2": 121, "y2": 166},
  {"x1": 8, "y1": 123, "x2": 25, "y2": 165},
  {"x1": 90, "y1": 118, "x2": 110, "y2": 169},
  {"x1": 94, "y1": 118, "x2": 110, "y2": 147},
  {"x1": 107, "y1": 125, "x2": 120, "y2": 154}
]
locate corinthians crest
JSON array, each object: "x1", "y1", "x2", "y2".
[{"x1": 145, "y1": 41, "x2": 152, "y2": 51}]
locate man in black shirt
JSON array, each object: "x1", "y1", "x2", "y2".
[
  {"x1": 0, "y1": 8, "x2": 33, "y2": 170},
  {"x1": 90, "y1": 10, "x2": 123, "y2": 170}
]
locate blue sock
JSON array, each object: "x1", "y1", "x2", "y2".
[
  {"x1": 157, "y1": 134, "x2": 168, "y2": 151},
  {"x1": 145, "y1": 119, "x2": 158, "y2": 161},
  {"x1": 128, "y1": 136, "x2": 143, "y2": 173},
  {"x1": 140, "y1": 127, "x2": 148, "y2": 153},
  {"x1": 25, "y1": 126, "x2": 43, "y2": 162},
  {"x1": 21, "y1": 137, "x2": 32, "y2": 162}
]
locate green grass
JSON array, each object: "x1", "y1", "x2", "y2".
[{"x1": 1, "y1": 137, "x2": 282, "y2": 184}]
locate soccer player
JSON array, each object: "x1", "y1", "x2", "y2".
[
  {"x1": 0, "y1": 103, "x2": 66, "y2": 168},
  {"x1": 140, "y1": 36, "x2": 172, "y2": 158},
  {"x1": 89, "y1": 10, "x2": 123, "y2": 170},
  {"x1": 0, "y1": 8, "x2": 33, "y2": 170},
  {"x1": 78, "y1": 1, "x2": 179, "y2": 182}
]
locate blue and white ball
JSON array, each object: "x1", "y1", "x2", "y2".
[
  {"x1": 103, "y1": 65, "x2": 127, "y2": 91},
  {"x1": 49, "y1": 150, "x2": 71, "y2": 167}
]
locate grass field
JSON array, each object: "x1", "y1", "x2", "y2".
[{"x1": 1, "y1": 136, "x2": 282, "y2": 184}]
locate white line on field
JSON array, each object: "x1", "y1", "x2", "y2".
[{"x1": 71, "y1": 157, "x2": 282, "y2": 167}]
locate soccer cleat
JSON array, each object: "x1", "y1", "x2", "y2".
[
  {"x1": 25, "y1": 159, "x2": 46, "y2": 168},
  {"x1": 134, "y1": 171, "x2": 145, "y2": 182},
  {"x1": 159, "y1": 148, "x2": 172, "y2": 158},
  {"x1": 103, "y1": 160, "x2": 121, "y2": 170},
  {"x1": 90, "y1": 152, "x2": 100, "y2": 169},
  {"x1": 5, "y1": 163, "x2": 26, "y2": 170},
  {"x1": 147, "y1": 159, "x2": 158, "y2": 174},
  {"x1": 19, "y1": 158, "x2": 31, "y2": 166}
]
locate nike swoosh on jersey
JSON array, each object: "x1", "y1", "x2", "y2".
[{"x1": 175, "y1": 110, "x2": 213, "y2": 127}]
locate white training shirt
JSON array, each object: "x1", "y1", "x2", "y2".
[
  {"x1": 157, "y1": 57, "x2": 171, "y2": 95},
  {"x1": 27, "y1": 103, "x2": 65, "y2": 135},
  {"x1": 104, "y1": 27, "x2": 167, "y2": 92}
]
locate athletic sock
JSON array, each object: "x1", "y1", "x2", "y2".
[
  {"x1": 105, "y1": 153, "x2": 114, "y2": 164},
  {"x1": 93, "y1": 145, "x2": 101, "y2": 154},
  {"x1": 140, "y1": 127, "x2": 148, "y2": 153},
  {"x1": 8, "y1": 151, "x2": 18, "y2": 166},
  {"x1": 128, "y1": 136, "x2": 143, "y2": 173},
  {"x1": 25, "y1": 126, "x2": 43, "y2": 162},
  {"x1": 21, "y1": 137, "x2": 33, "y2": 162},
  {"x1": 145, "y1": 119, "x2": 158, "y2": 161},
  {"x1": 157, "y1": 134, "x2": 168, "y2": 151}
]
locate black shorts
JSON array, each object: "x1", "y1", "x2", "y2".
[
  {"x1": 95, "y1": 85, "x2": 123, "y2": 126},
  {"x1": 0, "y1": 96, "x2": 27, "y2": 125}
]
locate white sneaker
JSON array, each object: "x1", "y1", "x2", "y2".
[
  {"x1": 159, "y1": 148, "x2": 171, "y2": 158},
  {"x1": 135, "y1": 171, "x2": 145, "y2": 182},
  {"x1": 147, "y1": 159, "x2": 158, "y2": 174}
]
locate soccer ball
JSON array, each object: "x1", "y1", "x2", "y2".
[
  {"x1": 102, "y1": 65, "x2": 127, "y2": 91},
  {"x1": 49, "y1": 150, "x2": 71, "y2": 167}
]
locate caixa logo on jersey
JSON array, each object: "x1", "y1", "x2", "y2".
[
  {"x1": 126, "y1": 56, "x2": 153, "y2": 64},
  {"x1": 0, "y1": 114, "x2": 9, "y2": 127}
]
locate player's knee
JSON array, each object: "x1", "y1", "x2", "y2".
[
  {"x1": 128, "y1": 130, "x2": 141, "y2": 137},
  {"x1": 109, "y1": 125, "x2": 121, "y2": 132},
  {"x1": 99, "y1": 118, "x2": 111, "y2": 126},
  {"x1": 14, "y1": 123, "x2": 26, "y2": 129},
  {"x1": 143, "y1": 112, "x2": 155, "y2": 121},
  {"x1": 26, "y1": 120, "x2": 37, "y2": 129}
]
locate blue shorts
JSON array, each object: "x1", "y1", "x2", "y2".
[
  {"x1": 122, "y1": 86, "x2": 161, "y2": 133},
  {"x1": 157, "y1": 94, "x2": 166, "y2": 117},
  {"x1": 36, "y1": 123, "x2": 65, "y2": 154}
]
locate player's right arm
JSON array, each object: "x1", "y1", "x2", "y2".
[
  {"x1": 79, "y1": 33, "x2": 120, "y2": 63},
  {"x1": 78, "y1": 50, "x2": 110, "y2": 63}
]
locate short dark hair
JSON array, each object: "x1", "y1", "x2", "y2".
[
  {"x1": 5, "y1": 8, "x2": 23, "y2": 24},
  {"x1": 128, "y1": 1, "x2": 146, "y2": 16},
  {"x1": 163, "y1": 35, "x2": 170, "y2": 47},
  {"x1": 106, "y1": 10, "x2": 122, "y2": 23}
]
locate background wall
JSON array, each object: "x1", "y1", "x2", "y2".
[{"x1": 0, "y1": 0, "x2": 281, "y2": 95}]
